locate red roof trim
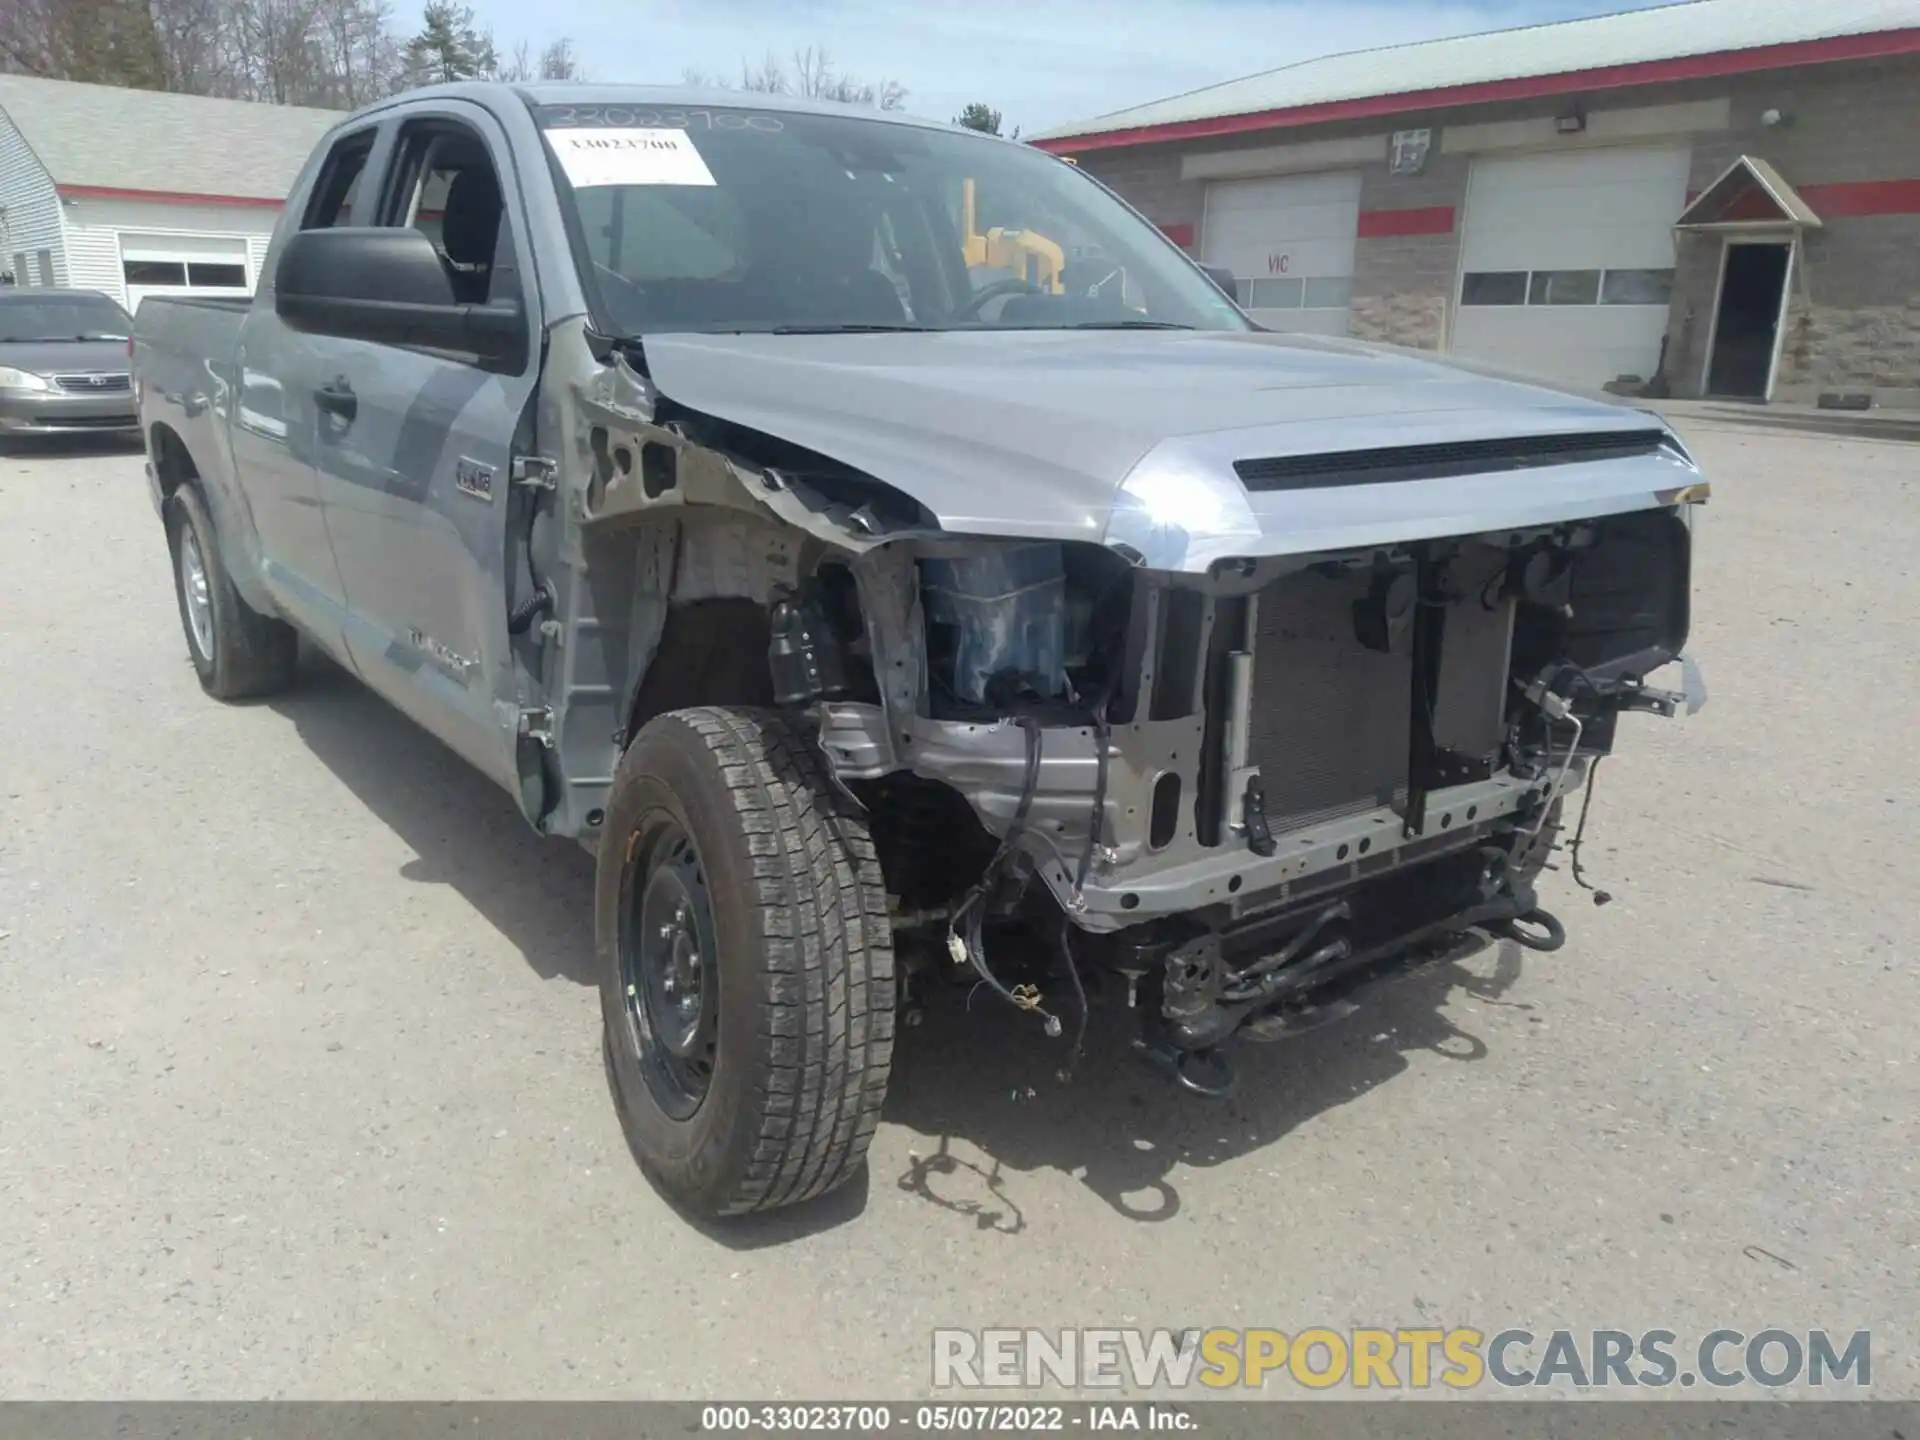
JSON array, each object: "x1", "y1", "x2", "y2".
[
  {"x1": 1358, "y1": 205, "x2": 1455, "y2": 238},
  {"x1": 1799, "y1": 177, "x2": 1920, "y2": 216},
  {"x1": 58, "y1": 184, "x2": 284, "y2": 209},
  {"x1": 1034, "y1": 29, "x2": 1920, "y2": 154}
]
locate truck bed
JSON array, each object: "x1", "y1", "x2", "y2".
[{"x1": 132, "y1": 295, "x2": 252, "y2": 522}]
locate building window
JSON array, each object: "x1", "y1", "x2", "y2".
[
  {"x1": 1601, "y1": 268, "x2": 1675, "y2": 306},
  {"x1": 1231, "y1": 275, "x2": 1350, "y2": 310},
  {"x1": 1462, "y1": 271, "x2": 1528, "y2": 306},
  {"x1": 123, "y1": 259, "x2": 187, "y2": 286},
  {"x1": 187, "y1": 262, "x2": 247, "y2": 287},
  {"x1": 1302, "y1": 276, "x2": 1353, "y2": 310},
  {"x1": 1528, "y1": 270, "x2": 1602, "y2": 306},
  {"x1": 1248, "y1": 277, "x2": 1303, "y2": 308},
  {"x1": 1464, "y1": 267, "x2": 1674, "y2": 308}
]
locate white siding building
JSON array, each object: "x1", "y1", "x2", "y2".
[{"x1": 0, "y1": 75, "x2": 339, "y2": 312}]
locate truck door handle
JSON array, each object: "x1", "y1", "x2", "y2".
[{"x1": 314, "y1": 379, "x2": 357, "y2": 421}]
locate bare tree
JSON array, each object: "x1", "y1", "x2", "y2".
[
  {"x1": 0, "y1": 0, "x2": 583, "y2": 106},
  {"x1": 0, "y1": 0, "x2": 167, "y2": 88},
  {"x1": 498, "y1": 33, "x2": 583, "y2": 82},
  {"x1": 146, "y1": 0, "x2": 236, "y2": 95},
  {"x1": 313, "y1": 0, "x2": 400, "y2": 105},
  {"x1": 682, "y1": 44, "x2": 907, "y2": 110},
  {"x1": 229, "y1": 0, "x2": 327, "y2": 105},
  {"x1": 538, "y1": 36, "x2": 580, "y2": 80},
  {"x1": 494, "y1": 36, "x2": 533, "y2": 81},
  {"x1": 739, "y1": 50, "x2": 786, "y2": 94}
]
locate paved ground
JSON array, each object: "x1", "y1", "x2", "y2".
[{"x1": 0, "y1": 420, "x2": 1914, "y2": 1400}]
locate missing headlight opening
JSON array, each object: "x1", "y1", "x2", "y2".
[{"x1": 919, "y1": 542, "x2": 1134, "y2": 716}]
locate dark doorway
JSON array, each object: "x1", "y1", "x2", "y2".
[{"x1": 1706, "y1": 242, "x2": 1790, "y2": 399}]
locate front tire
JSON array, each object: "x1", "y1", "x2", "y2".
[
  {"x1": 596, "y1": 707, "x2": 895, "y2": 1216},
  {"x1": 164, "y1": 484, "x2": 298, "y2": 700}
]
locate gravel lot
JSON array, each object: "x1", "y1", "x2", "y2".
[{"x1": 0, "y1": 418, "x2": 1914, "y2": 1400}]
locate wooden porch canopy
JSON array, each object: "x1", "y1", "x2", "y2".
[{"x1": 1675, "y1": 155, "x2": 1825, "y2": 231}]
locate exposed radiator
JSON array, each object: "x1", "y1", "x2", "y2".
[{"x1": 1246, "y1": 569, "x2": 1513, "y2": 833}]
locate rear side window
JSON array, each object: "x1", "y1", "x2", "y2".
[{"x1": 304, "y1": 132, "x2": 375, "y2": 229}]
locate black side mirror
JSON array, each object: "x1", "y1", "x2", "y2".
[
  {"x1": 1200, "y1": 263, "x2": 1240, "y2": 302},
  {"x1": 274, "y1": 227, "x2": 525, "y2": 369}
]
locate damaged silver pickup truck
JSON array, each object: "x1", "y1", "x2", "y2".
[{"x1": 133, "y1": 82, "x2": 1707, "y2": 1217}]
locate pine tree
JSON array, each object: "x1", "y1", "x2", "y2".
[
  {"x1": 954, "y1": 103, "x2": 1002, "y2": 136},
  {"x1": 402, "y1": 0, "x2": 496, "y2": 86}
]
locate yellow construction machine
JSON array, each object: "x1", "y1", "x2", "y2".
[{"x1": 960, "y1": 178, "x2": 1064, "y2": 294}]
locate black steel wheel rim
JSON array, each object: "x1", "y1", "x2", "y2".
[{"x1": 618, "y1": 814, "x2": 720, "y2": 1120}]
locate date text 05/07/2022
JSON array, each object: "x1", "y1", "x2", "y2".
[{"x1": 699, "y1": 1403, "x2": 1201, "y2": 1434}]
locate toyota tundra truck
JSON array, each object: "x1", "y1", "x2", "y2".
[{"x1": 132, "y1": 81, "x2": 1707, "y2": 1218}]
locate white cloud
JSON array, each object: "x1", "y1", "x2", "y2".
[{"x1": 464, "y1": 0, "x2": 1671, "y2": 134}]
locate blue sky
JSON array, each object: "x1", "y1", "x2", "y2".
[{"x1": 463, "y1": 0, "x2": 1675, "y2": 134}]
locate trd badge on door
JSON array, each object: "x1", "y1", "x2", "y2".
[{"x1": 454, "y1": 458, "x2": 495, "y2": 501}]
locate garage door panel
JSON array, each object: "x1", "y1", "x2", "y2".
[
  {"x1": 1461, "y1": 148, "x2": 1689, "y2": 271},
  {"x1": 1204, "y1": 207, "x2": 1358, "y2": 272},
  {"x1": 1205, "y1": 170, "x2": 1358, "y2": 212},
  {"x1": 1453, "y1": 304, "x2": 1674, "y2": 388},
  {"x1": 1206, "y1": 198, "x2": 1358, "y2": 239},
  {"x1": 119, "y1": 232, "x2": 252, "y2": 265},
  {"x1": 1453, "y1": 146, "x2": 1689, "y2": 389},
  {"x1": 1207, "y1": 234, "x2": 1357, "y2": 280},
  {"x1": 1203, "y1": 172, "x2": 1360, "y2": 335},
  {"x1": 1469, "y1": 227, "x2": 1683, "y2": 275},
  {"x1": 119, "y1": 231, "x2": 251, "y2": 314}
]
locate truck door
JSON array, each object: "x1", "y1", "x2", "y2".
[
  {"x1": 305, "y1": 103, "x2": 542, "y2": 798},
  {"x1": 225, "y1": 125, "x2": 383, "y2": 654}
]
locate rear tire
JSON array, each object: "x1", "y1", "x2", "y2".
[
  {"x1": 164, "y1": 484, "x2": 298, "y2": 700},
  {"x1": 596, "y1": 707, "x2": 895, "y2": 1216}
]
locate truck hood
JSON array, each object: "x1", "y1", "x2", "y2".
[{"x1": 640, "y1": 328, "x2": 1701, "y2": 571}]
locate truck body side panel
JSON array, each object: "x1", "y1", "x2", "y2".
[
  {"x1": 226, "y1": 304, "x2": 354, "y2": 654},
  {"x1": 132, "y1": 299, "x2": 282, "y2": 616},
  {"x1": 306, "y1": 98, "x2": 546, "y2": 802}
]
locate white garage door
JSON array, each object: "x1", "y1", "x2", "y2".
[
  {"x1": 1451, "y1": 147, "x2": 1690, "y2": 390},
  {"x1": 1202, "y1": 172, "x2": 1359, "y2": 336},
  {"x1": 119, "y1": 233, "x2": 251, "y2": 315}
]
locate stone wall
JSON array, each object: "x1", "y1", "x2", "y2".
[
  {"x1": 1349, "y1": 151, "x2": 1468, "y2": 351},
  {"x1": 1349, "y1": 291, "x2": 1448, "y2": 350}
]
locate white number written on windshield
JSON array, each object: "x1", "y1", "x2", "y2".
[{"x1": 541, "y1": 106, "x2": 783, "y2": 133}]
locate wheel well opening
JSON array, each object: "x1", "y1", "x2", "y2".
[
  {"x1": 624, "y1": 598, "x2": 776, "y2": 747},
  {"x1": 149, "y1": 424, "x2": 196, "y2": 500}
]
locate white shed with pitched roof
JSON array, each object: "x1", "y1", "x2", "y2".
[{"x1": 0, "y1": 74, "x2": 338, "y2": 313}]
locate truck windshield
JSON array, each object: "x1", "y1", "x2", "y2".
[
  {"x1": 536, "y1": 103, "x2": 1251, "y2": 336},
  {"x1": 0, "y1": 295, "x2": 132, "y2": 342}
]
